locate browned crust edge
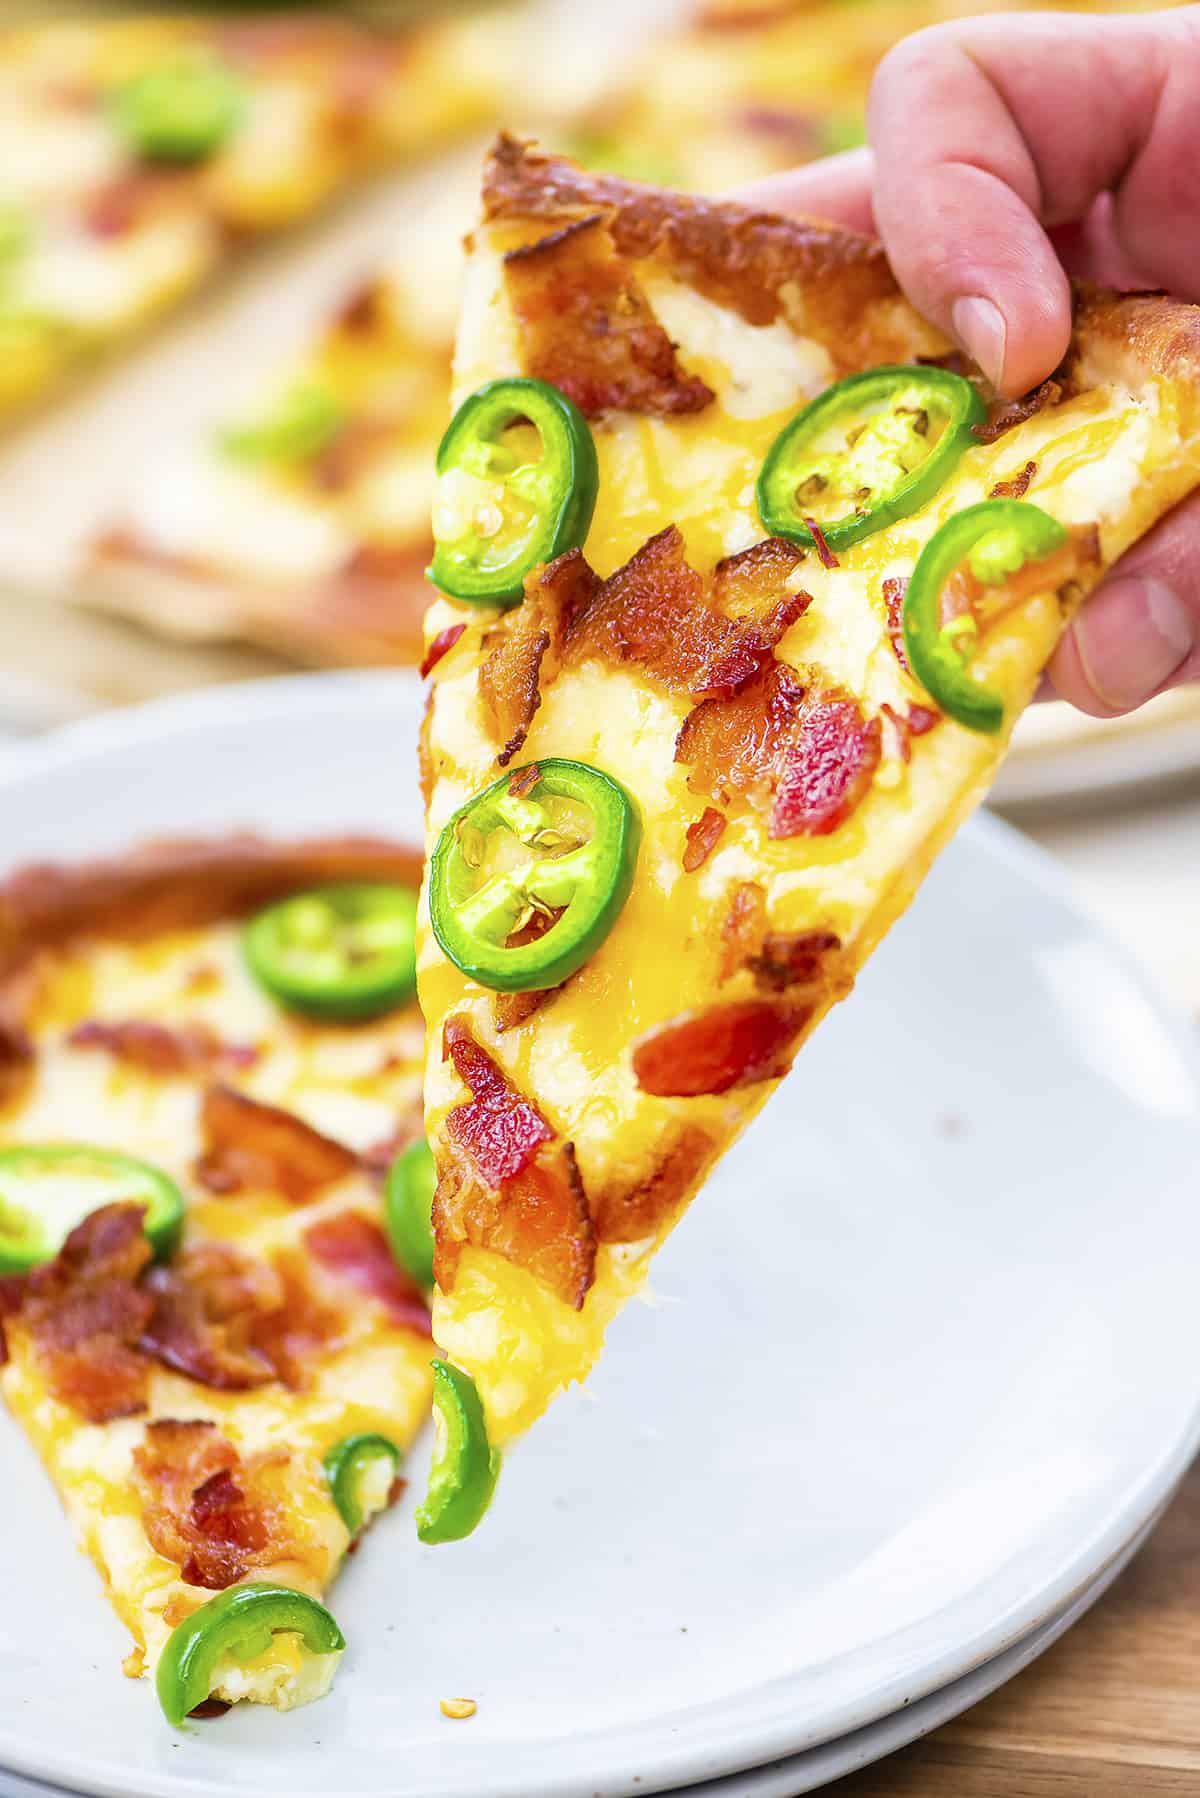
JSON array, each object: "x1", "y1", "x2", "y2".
[
  {"x1": 1070, "y1": 286, "x2": 1200, "y2": 412},
  {"x1": 0, "y1": 833, "x2": 424, "y2": 972}
]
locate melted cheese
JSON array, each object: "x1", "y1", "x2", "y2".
[
  {"x1": 0, "y1": 913, "x2": 431, "y2": 1710},
  {"x1": 420, "y1": 232, "x2": 1200, "y2": 1445}
]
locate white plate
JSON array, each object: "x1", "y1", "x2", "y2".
[{"x1": 0, "y1": 671, "x2": 1197, "y2": 1798}]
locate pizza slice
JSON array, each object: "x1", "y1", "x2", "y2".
[
  {"x1": 0, "y1": 10, "x2": 513, "y2": 422},
  {"x1": 414, "y1": 137, "x2": 1200, "y2": 1490},
  {"x1": 79, "y1": 151, "x2": 478, "y2": 669},
  {"x1": 0, "y1": 835, "x2": 435, "y2": 1724}
]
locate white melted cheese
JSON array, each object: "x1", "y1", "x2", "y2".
[{"x1": 644, "y1": 274, "x2": 835, "y2": 419}]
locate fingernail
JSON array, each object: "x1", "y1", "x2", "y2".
[
  {"x1": 1073, "y1": 576, "x2": 1194, "y2": 712},
  {"x1": 951, "y1": 296, "x2": 1007, "y2": 389}
]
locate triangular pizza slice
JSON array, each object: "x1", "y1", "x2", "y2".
[{"x1": 416, "y1": 136, "x2": 1200, "y2": 1473}]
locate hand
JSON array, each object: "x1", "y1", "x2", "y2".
[{"x1": 737, "y1": 8, "x2": 1200, "y2": 717}]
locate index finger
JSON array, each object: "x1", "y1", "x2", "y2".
[{"x1": 868, "y1": 9, "x2": 1200, "y2": 395}]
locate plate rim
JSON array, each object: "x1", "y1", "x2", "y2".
[{"x1": 0, "y1": 670, "x2": 1196, "y2": 1798}]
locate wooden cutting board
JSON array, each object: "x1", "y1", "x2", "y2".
[{"x1": 836, "y1": 1458, "x2": 1200, "y2": 1796}]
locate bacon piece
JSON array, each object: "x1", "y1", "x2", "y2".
[
  {"x1": 972, "y1": 379, "x2": 1061, "y2": 444},
  {"x1": 508, "y1": 763, "x2": 542, "y2": 799},
  {"x1": 907, "y1": 702, "x2": 941, "y2": 736},
  {"x1": 566, "y1": 526, "x2": 809, "y2": 698},
  {"x1": 68, "y1": 1018, "x2": 258, "y2": 1079},
  {"x1": 503, "y1": 215, "x2": 713, "y2": 419},
  {"x1": 305, "y1": 1210, "x2": 431, "y2": 1334},
  {"x1": 195, "y1": 1086, "x2": 357, "y2": 1204},
  {"x1": 882, "y1": 575, "x2": 909, "y2": 672},
  {"x1": 491, "y1": 909, "x2": 564, "y2": 1032},
  {"x1": 443, "y1": 1018, "x2": 553, "y2": 1187},
  {"x1": 133, "y1": 1419, "x2": 298, "y2": 1592},
  {"x1": 880, "y1": 700, "x2": 943, "y2": 764},
  {"x1": 420, "y1": 623, "x2": 466, "y2": 679},
  {"x1": 682, "y1": 808, "x2": 727, "y2": 874},
  {"x1": 745, "y1": 929, "x2": 843, "y2": 995},
  {"x1": 418, "y1": 687, "x2": 436, "y2": 811},
  {"x1": 591, "y1": 1126, "x2": 714, "y2": 1243},
  {"x1": 676, "y1": 660, "x2": 806, "y2": 812},
  {"x1": 804, "y1": 517, "x2": 839, "y2": 569},
  {"x1": 140, "y1": 1243, "x2": 281, "y2": 1392},
  {"x1": 719, "y1": 881, "x2": 767, "y2": 982},
  {"x1": 990, "y1": 459, "x2": 1038, "y2": 500},
  {"x1": 711, "y1": 536, "x2": 807, "y2": 611},
  {"x1": 493, "y1": 988, "x2": 556, "y2": 1033},
  {"x1": 432, "y1": 1139, "x2": 595, "y2": 1310},
  {"x1": 477, "y1": 552, "x2": 600, "y2": 766},
  {"x1": 13, "y1": 1204, "x2": 153, "y2": 1422},
  {"x1": 771, "y1": 695, "x2": 881, "y2": 838},
  {"x1": 633, "y1": 1001, "x2": 810, "y2": 1097},
  {"x1": 436, "y1": 1018, "x2": 595, "y2": 1307}
]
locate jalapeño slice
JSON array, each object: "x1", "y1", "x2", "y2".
[
  {"x1": 323, "y1": 1432, "x2": 402, "y2": 1537},
  {"x1": 429, "y1": 759, "x2": 640, "y2": 993},
  {"x1": 156, "y1": 1584, "x2": 345, "y2": 1728},
  {"x1": 385, "y1": 1137, "x2": 436, "y2": 1289},
  {"x1": 111, "y1": 55, "x2": 247, "y2": 164},
  {"x1": 428, "y1": 377, "x2": 599, "y2": 606},
  {"x1": 903, "y1": 498, "x2": 1069, "y2": 734},
  {"x1": 415, "y1": 1360, "x2": 500, "y2": 1545},
  {"x1": 243, "y1": 882, "x2": 418, "y2": 1022},
  {"x1": 0, "y1": 1143, "x2": 184, "y2": 1275},
  {"x1": 757, "y1": 365, "x2": 986, "y2": 553}
]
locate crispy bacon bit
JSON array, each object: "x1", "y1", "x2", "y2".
[
  {"x1": 882, "y1": 575, "x2": 910, "y2": 671},
  {"x1": 503, "y1": 214, "x2": 714, "y2": 419},
  {"x1": 804, "y1": 517, "x2": 839, "y2": 569},
  {"x1": 443, "y1": 1018, "x2": 553, "y2": 1187},
  {"x1": 990, "y1": 459, "x2": 1038, "y2": 500},
  {"x1": 432, "y1": 1138, "x2": 595, "y2": 1310},
  {"x1": 746, "y1": 929, "x2": 842, "y2": 995},
  {"x1": 12, "y1": 1204, "x2": 153, "y2": 1422},
  {"x1": 570, "y1": 526, "x2": 810, "y2": 698},
  {"x1": 508, "y1": 763, "x2": 542, "y2": 799},
  {"x1": 771, "y1": 695, "x2": 881, "y2": 838},
  {"x1": 133, "y1": 1419, "x2": 298, "y2": 1592},
  {"x1": 633, "y1": 1001, "x2": 810, "y2": 1097},
  {"x1": 592, "y1": 1125, "x2": 714, "y2": 1243},
  {"x1": 418, "y1": 686, "x2": 437, "y2": 810},
  {"x1": 682, "y1": 808, "x2": 727, "y2": 873},
  {"x1": 479, "y1": 609, "x2": 552, "y2": 768},
  {"x1": 436, "y1": 1018, "x2": 594, "y2": 1307},
  {"x1": 493, "y1": 988, "x2": 555, "y2": 1033},
  {"x1": 711, "y1": 536, "x2": 807, "y2": 610},
  {"x1": 68, "y1": 1018, "x2": 258, "y2": 1079},
  {"x1": 880, "y1": 700, "x2": 943, "y2": 764},
  {"x1": 420, "y1": 623, "x2": 466, "y2": 679},
  {"x1": 972, "y1": 379, "x2": 1061, "y2": 444},
  {"x1": 195, "y1": 1086, "x2": 357, "y2": 1203},
  {"x1": 719, "y1": 882, "x2": 767, "y2": 983},
  {"x1": 907, "y1": 702, "x2": 941, "y2": 736},
  {"x1": 305, "y1": 1211, "x2": 430, "y2": 1334},
  {"x1": 677, "y1": 660, "x2": 806, "y2": 810},
  {"x1": 140, "y1": 1243, "x2": 282, "y2": 1392}
]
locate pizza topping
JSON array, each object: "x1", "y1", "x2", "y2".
[
  {"x1": 502, "y1": 215, "x2": 714, "y2": 420},
  {"x1": 0, "y1": 1145, "x2": 185, "y2": 1275},
  {"x1": 746, "y1": 929, "x2": 843, "y2": 995},
  {"x1": 221, "y1": 383, "x2": 346, "y2": 467},
  {"x1": 719, "y1": 882, "x2": 767, "y2": 982},
  {"x1": 478, "y1": 592, "x2": 554, "y2": 769},
  {"x1": 632, "y1": 1001, "x2": 810, "y2": 1097},
  {"x1": 384, "y1": 1137, "x2": 436, "y2": 1288},
  {"x1": 134, "y1": 1419, "x2": 299, "y2": 1592},
  {"x1": 441, "y1": 1019, "x2": 552, "y2": 1184},
  {"x1": 195, "y1": 1085, "x2": 358, "y2": 1203},
  {"x1": 882, "y1": 575, "x2": 910, "y2": 671},
  {"x1": 9, "y1": 1203, "x2": 154, "y2": 1423},
  {"x1": 323, "y1": 1432, "x2": 403, "y2": 1537},
  {"x1": 879, "y1": 700, "x2": 942, "y2": 764},
  {"x1": 757, "y1": 366, "x2": 987, "y2": 553},
  {"x1": 676, "y1": 664, "x2": 881, "y2": 837},
  {"x1": 990, "y1": 459, "x2": 1038, "y2": 500},
  {"x1": 420, "y1": 622, "x2": 466, "y2": 679},
  {"x1": 429, "y1": 377, "x2": 598, "y2": 607},
  {"x1": 242, "y1": 882, "x2": 418, "y2": 1022},
  {"x1": 902, "y1": 499, "x2": 1091, "y2": 732},
  {"x1": 110, "y1": 55, "x2": 248, "y2": 165},
  {"x1": 592, "y1": 1125, "x2": 714, "y2": 1243},
  {"x1": 68, "y1": 1018, "x2": 258, "y2": 1079},
  {"x1": 430, "y1": 760, "x2": 640, "y2": 993},
  {"x1": 972, "y1": 379, "x2": 1062, "y2": 444},
  {"x1": 140, "y1": 1242, "x2": 285, "y2": 1393},
  {"x1": 155, "y1": 1584, "x2": 345, "y2": 1730},
  {"x1": 415, "y1": 1359, "x2": 500, "y2": 1545},
  {"x1": 304, "y1": 1210, "x2": 431, "y2": 1334},
  {"x1": 682, "y1": 808, "x2": 728, "y2": 873}
]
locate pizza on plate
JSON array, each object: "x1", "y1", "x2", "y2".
[
  {"x1": 0, "y1": 10, "x2": 512, "y2": 421},
  {"x1": 0, "y1": 833, "x2": 436, "y2": 1725},
  {"x1": 413, "y1": 138, "x2": 1200, "y2": 1493}
]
